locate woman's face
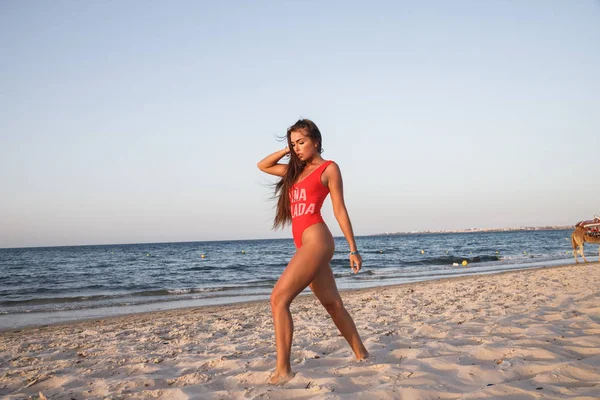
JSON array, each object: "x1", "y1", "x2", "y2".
[{"x1": 290, "y1": 129, "x2": 319, "y2": 162}]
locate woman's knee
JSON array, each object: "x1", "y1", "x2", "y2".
[
  {"x1": 322, "y1": 298, "x2": 344, "y2": 316},
  {"x1": 270, "y1": 290, "x2": 292, "y2": 311}
]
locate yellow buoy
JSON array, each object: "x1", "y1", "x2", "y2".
[
  {"x1": 523, "y1": 251, "x2": 527, "y2": 254},
  {"x1": 201, "y1": 254, "x2": 205, "y2": 258},
  {"x1": 241, "y1": 250, "x2": 245, "y2": 254},
  {"x1": 146, "y1": 254, "x2": 150, "y2": 257},
  {"x1": 420, "y1": 250, "x2": 425, "y2": 254},
  {"x1": 379, "y1": 250, "x2": 383, "y2": 253},
  {"x1": 495, "y1": 251, "x2": 499, "y2": 254},
  {"x1": 462, "y1": 260, "x2": 468, "y2": 266}
]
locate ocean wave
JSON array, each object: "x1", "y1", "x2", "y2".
[
  {"x1": 333, "y1": 270, "x2": 377, "y2": 279},
  {"x1": 183, "y1": 262, "x2": 285, "y2": 272},
  {"x1": 0, "y1": 282, "x2": 278, "y2": 309},
  {"x1": 0, "y1": 289, "x2": 274, "y2": 315},
  {"x1": 0, "y1": 293, "x2": 124, "y2": 307},
  {"x1": 401, "y1": 255, "x2": 501, "y2": 266}
]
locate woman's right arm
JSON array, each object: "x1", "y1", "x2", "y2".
[{"x1": 257, "y1": 147, "x2": 289, "y2": 177}]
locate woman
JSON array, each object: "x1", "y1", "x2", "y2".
[{"x1": 257, "y1": 118, "x2": 369, "y2": 385}]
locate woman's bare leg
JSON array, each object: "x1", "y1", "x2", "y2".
[
  {"x1": 309, "y1": 264, "x2": 369, "y2": 360},
  {"x1": 269, "y1": 224, "x2": 334, "y2": 384}
]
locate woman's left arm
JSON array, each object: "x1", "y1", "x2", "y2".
[{"x1": 326, "y1": 162, "x2": 362, "y2": 274}]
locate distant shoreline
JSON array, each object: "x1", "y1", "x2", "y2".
[
  {"x1": 1, "y1": 226, "x2": 576, "y2": 250},
  {"x1": 370, "y1": 225, "x2": 573, "y2": 236}
]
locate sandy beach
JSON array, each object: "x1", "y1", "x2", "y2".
[{"x1": 1, "y1": 262, "x2": 599, "y2": 399}]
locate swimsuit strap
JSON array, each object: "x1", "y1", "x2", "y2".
[{"x1": 313, "y1": 160, "x2": 333, "y2": 176}]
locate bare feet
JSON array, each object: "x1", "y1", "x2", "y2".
[
  {"x1": 268, "y1": 370, "x2": 295, "y2": 385},
  {"x1": 353, "y1": 346, "x2": 369, "y2": 361},
  {"x1": 356, "y1": 350, "x2": 370, "y2": 361}
]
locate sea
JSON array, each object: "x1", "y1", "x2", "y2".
[{"x1": 0, "y1": 229, "x2": 592, "y2": 331}]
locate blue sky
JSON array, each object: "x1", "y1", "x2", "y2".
[{"x1": 1, "y1": 1, "x2": 599, "y2": 248}]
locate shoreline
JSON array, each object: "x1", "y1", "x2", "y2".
[
  {"x1": 0, "y1": 260, "x2": 589, "y2": 334},
  {"x1": 2, "y1": 262, "x2": 599, "y2": 399},
  {"x1": 371, "y1": 226, "x2": 573, "y2": 236},
  {"x1": 0, "y1": 261, "x2": 580, "y2": 334}
]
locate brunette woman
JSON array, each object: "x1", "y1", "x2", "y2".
[{"x1": 257, "y1": 119, "x2": 368, "y2": 384}]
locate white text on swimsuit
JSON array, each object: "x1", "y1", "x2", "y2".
[{"x1": 290, "y1": 188, "x2": 315, "y2": 218}]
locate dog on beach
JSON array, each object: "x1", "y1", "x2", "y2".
[{"x1": 571, "y1": 216, "x2": 600, "y2": 263}]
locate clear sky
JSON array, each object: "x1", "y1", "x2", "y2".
[{"x1": 1, "y1": 1, "x2": 599, "y2": 248}]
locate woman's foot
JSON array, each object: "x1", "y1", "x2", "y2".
[
  {"x1": 356, "y1": 350, "x2": 369, "y2": 361},
  {"x1": 354, "y1": 347, "x2": 369, "y2": 361},
  {"x1": 268, "y1": 369, "x2": 295, "y2": 385}
]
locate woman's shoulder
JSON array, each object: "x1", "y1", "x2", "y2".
[
  {"x1": 323, "y1": 160, "x2": 340, "y2": 174},
  {"x1": 320, "y1": 159, "x2": 336, "y2": 169}
]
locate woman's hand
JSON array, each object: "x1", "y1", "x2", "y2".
[{"x1": 350, "y1": 253, "x2": 362, "y2": 274}]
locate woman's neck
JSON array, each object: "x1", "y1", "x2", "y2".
[{"x1": 304, "y1": 156, "x2": 324, "y2": 167}]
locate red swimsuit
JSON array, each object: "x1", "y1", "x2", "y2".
[{"x1": 290, "y1": 160, "x2": 334, "y2": 248}]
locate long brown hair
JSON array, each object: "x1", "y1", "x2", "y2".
[{"x1": 272, "y1": 119, "x2": 323, "y2": 229}]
